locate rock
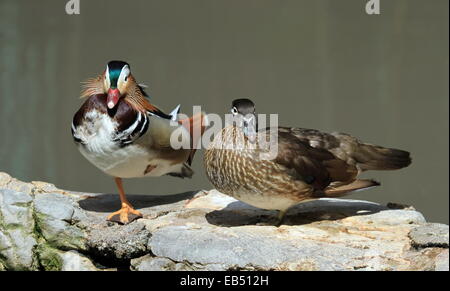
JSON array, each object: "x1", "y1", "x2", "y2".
[
  {"x1": 0, "y1": 189, "x2": 38, "y2": 270},
  {"x1": 0, "y1": 189, "x2": 34, "y2": 226},
  {"x1": 434, "y1": 249, "x2": 449, "y2": 271},
  {"x1": 131, "y1": 255, "x2": 191, "y2": 271},
  {"x1": 0, "y1": 176, "x2": 34, "y2": 194},
  {"x1": 5, "y1": 229, "x2": 38, "y2": 268},
  {"x1": 409, "y1": 223, "x2": 449, "y2": 249},
  {"x1": 0, "y1": 172, "x2": 74, "y2": 196},
  {"x1": 37, "y1": 246, "x2": 100, "y2": 271},
  {"x1": 59, "y1": 250, "x2": 100, "y2": 271},
  {"x1": 0, "y1": 172, "x2": 448, "y2": 271},
  {"x1": 87, "y1": 222, "x2": 150, "y2": 262},
  {"x1": 33, "y1": 193, "x2": 88, "y2": 251},
  {"x1": 0, "y1": 172, "x2": 12, "y2": 188},
  {"x1": 31, "y1": 181, "x2": 61, "y2": 194},
  {"x1": 150, "y1": 225, "x2": 354, "y2": 270}
]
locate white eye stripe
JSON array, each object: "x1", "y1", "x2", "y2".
[
  {"x1": 231, "y1": 107, "x2": 238, "y2": 115},
  {"x1": 118, "y1": 65, "x2": 130, "y2": 86},
  {"x1": 105, "y1": 65, "x2": 111, "y2": 88}
]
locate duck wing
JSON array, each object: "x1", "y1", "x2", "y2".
[
  {"x1": 263, "y1": 126, "x2": 410, "y2": 195},
  {"x1": 281, "y1": 127, "x2": 411, "y2": 172},
  {"x1": 261, "y1": 127, "x2": 358, "y2": 190},
  {"x1": 144, "y1": 108, "x2": 206, "y2": 167}
]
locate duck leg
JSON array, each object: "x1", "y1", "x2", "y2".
[
  {"x1": 275, "y1": 209, "x2": 287, "y2": 226},
  {"x1": 107, "y1": 177, "x2": 143, "y2": 224}
]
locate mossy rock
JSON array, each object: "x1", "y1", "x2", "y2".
[{"x1": 36, "y1": 245, "x2": 63, "y2": 271}]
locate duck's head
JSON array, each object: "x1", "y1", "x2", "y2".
[
  {"x1": 104, "y1": 60, "x2": 133, "y2": 109},
  {"x1": 231, "y1": 98, "x2": 257, "y2": 141}
]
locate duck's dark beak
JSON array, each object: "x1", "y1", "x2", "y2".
[{"x1": 107, "y1": 88, "x2": 121, "y2": 109}]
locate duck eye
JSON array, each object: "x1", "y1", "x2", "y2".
[
  {"x1": 124, "y1": 76, "x2": 128, "y2": 82},
  {"x1": 231, "y1": 107, "x2": 238, "y2": 115}
]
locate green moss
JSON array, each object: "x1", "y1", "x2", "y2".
[
  {"x1": 0, "y1": 255, "x2": 6, "y2": 271},
  {"x1": 36, "y1": 245, "x2": 62, "y2": 271},
  {"x1": 33, "y1": 212, "x2": 87, "y2": 251},
  {"x1": 31, "y1": 211, "x2": 45, "y2": 241},
  {"x1": 0, "y1": 210, "x2": 5, "y2": 230},
  {"x1": 1, "y1": 214, "x2": 40, "y2": 271}
]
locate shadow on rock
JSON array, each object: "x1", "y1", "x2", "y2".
[
  {"x1": 206, "y1": 198, "x2": 388, "y2": 227},
  {"x1": 78, "y1": 191, "x2": 197, "y2": 213}
]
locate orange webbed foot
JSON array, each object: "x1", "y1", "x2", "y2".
[{"x1": 107, "y1": 204, "x2": 143, "y2": 224}]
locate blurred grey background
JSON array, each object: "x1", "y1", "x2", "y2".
[{"x1": 0, "y1": 0, "x2": 448, "y2": 223}]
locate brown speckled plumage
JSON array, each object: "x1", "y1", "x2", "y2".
[
  {"x1": 205, "y1": 126, "x2": 309, "y2": 199},
  {"x1": 204, "y1": 99, "x2": 412, "y2": 221}
]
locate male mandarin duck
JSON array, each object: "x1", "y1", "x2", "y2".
[
  {"x1": 204, "y1": 99, "x2": 412, "y2": 224},
  {"x1": 72, "y1": 60, "x2": 205, "y2": 224}
]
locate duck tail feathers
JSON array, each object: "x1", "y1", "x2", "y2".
[
  {"x1": 179, "y1": 111, "x2": 208, "y2": 165},
  {"x1": 322, "y1": 179, "x2": 380, "y2": 197}
]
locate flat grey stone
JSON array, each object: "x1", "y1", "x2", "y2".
[
  {"x1": 409, "y1": 223, "x2": 449, "y2": 248},
  {"x1": 0, "y1": 189, "x2": 33, "y2": 227},
  {"x1": 149, "y1": 225, "x2": 366, "y2": 271},
  {"x1": 0, "y1": 189, "x2": 37, "y2": 270},
  {"x1": 60, "y1": 250, "x2": 100, "y2": 271},
  {"x1": 34, "y1": 193, "x2": 76, "y2": 221}
]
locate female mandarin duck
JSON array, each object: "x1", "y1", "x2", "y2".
[
  {"x1": 72, "y1": 61, "x2": 204, "y2": 224},
  {"x1": 204, "y1": 99, "x2": 411, "y2": 224}
]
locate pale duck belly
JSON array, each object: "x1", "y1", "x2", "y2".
[
  {"x1": 79, "y1": 144, "x2": 184, "y2": 178},
  {"x1": 222, "y1": 187, "x2": 302, "y2": 212}
]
